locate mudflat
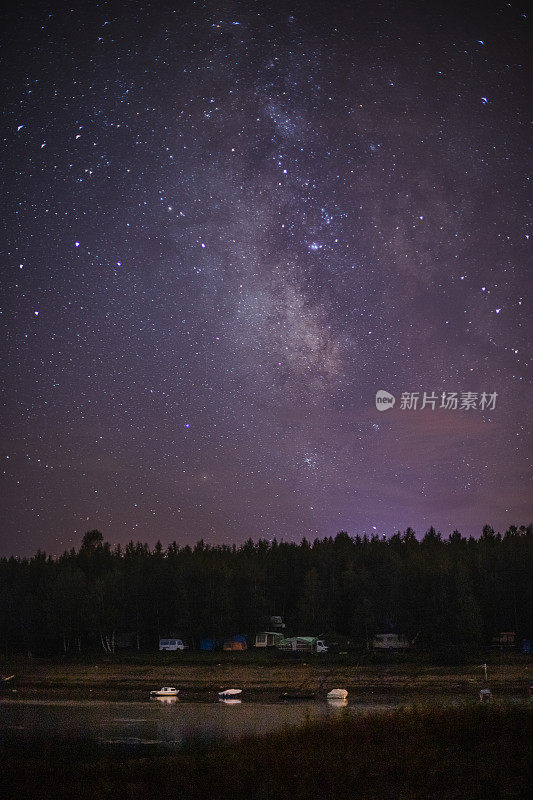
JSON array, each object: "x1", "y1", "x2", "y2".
[{"x1": 1, "y1": 653, "x2": 529, "y2": 695}]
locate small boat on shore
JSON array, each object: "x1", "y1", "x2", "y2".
[
  {"x1": 279, "y1": 691, "x2": 316, "y2": 701},
  {"x1": 150, "y1": 687, "x2": 179, "y2": 698},
  {"x1": 327, "y1": 688, "x2": 348, "y2": 700},
  {"x1": 218, "y1": 688, "x2": 242, "y2": 698}
]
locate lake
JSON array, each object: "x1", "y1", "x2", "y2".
[
  {"x1": 0, "y1": 696, "x2": 356, "y2": 746},
  {"x1": 0, "y1": 692, "x2": 521, "y2": 748}
]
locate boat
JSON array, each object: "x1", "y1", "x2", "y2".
[
  {"x1": 326, "y1": 688, "x2": 348, "y2": 700},
  {"x1": 279, "y1": 691, "x2": 316, "y2": 701},
  {"x1": 218, "y1": 688, "x2": 242, "y2": 697},
  {"x1": 150, "y1": 686, "x2": 179, "y2": 697}
]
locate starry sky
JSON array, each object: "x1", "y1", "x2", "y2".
[{"x1": 2, "y1": 0, "x2": 531, "y2": 556}]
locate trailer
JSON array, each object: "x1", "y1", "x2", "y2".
[
  {"x1": 372, "y1": 633, "x2": 409, "y2": 651},
  {"x1": 277, "y1": 636, "x2": 328, "y2": 653},
  {"x1": 255, "y1": 631, "x2": 284, "y2": 648}
]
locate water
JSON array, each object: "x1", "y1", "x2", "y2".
[
  {"x1": 0, "y1": 693, "x2": 521, "y2": 748},
  {"x1": 0, "y1": 696, "x2": 352, "y2": 747}
]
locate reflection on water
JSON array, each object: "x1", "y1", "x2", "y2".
[
  {"x1": 0, "y1": 697, "x2": 351, "y2": 747},
  {"x1": 0, "y1": 693, "x2": 520, "y2": 748},
  {"x1": 151, "y1": 696, "x2": 178, "y2": 705}
]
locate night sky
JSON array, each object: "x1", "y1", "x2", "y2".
[{"x1": 2, "y1": 1, "x2": 531, "y2": 557}]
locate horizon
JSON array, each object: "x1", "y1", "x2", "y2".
[{"x1": 2, "y1": 522, "x2": 531, "y2": 560}]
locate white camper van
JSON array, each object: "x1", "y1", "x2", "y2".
[{"x1": 159, "y1": 638, "x2": 186, "y2": 651}]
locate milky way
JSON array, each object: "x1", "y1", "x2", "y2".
[{"x1": 2, "y1": 1, "x2": 531, "y2": 555}]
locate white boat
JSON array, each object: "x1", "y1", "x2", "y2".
[
  {"x1": 218, "y1": 688, "x2": 242, "y2": 697},
  {"x1": 326, "y1": 688, "x2": 348, "y2": 700},
  {"x1": 150, "y1": 686, "x2": 179, "y2": 697}
]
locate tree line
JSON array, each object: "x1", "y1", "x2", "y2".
[{"x1": 0, "y1": 525, "x2": 530, "y2": 661}]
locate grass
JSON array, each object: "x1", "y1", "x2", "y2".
[{"x1": 0, "y1": 703, "x2": 530, "y2": 799}]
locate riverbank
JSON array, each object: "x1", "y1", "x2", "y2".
[
  {"x1": 1, "y1": 653, "x2": 529, "y2": 697},
  {"x1": 1, "y1": 704, "x2": 530, "y2": 799}
]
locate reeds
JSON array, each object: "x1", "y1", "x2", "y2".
[{"x1": 1, "y1": 703, "x2": 530, "y2": 799}]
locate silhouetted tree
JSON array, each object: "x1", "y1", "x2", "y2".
[{"x1": 0, "y1": 524, "x2": 530, "y2": 658}]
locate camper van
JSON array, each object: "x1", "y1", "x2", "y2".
[
  {"x1": 159, "y1": 638, "x2": 186, "y2": 651},
  {"x1": 372, "y1": 633, "x2": 409, "y2": 650}
]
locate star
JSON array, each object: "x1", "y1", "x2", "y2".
[{"x1": 0, "y1": 0, "x2": 529, "y2": 555}]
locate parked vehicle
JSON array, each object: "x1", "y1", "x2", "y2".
[
  {"x1": 159, "y1": 638, "x2": 187, "y2": 651},
  {"x1": 255, "y1": 631, "x2": 284, "y2": 648},
  {"x1": 277, "y1": 636, "x2": 329, "y2": 653},
  {"x1": 491, "y1": 631, "x2": 516, "y2": 649},
  {"x1": 372, "y1": 633, "x2": 409, "y2": 651}
]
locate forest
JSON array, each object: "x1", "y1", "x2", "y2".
[{"x1": 0, "y1": 525, "x2": 530, "y2": 661}]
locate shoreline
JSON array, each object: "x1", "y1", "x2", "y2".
[{"x1": 1, "y1": 656, "x2": 529, "y2": 695}]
